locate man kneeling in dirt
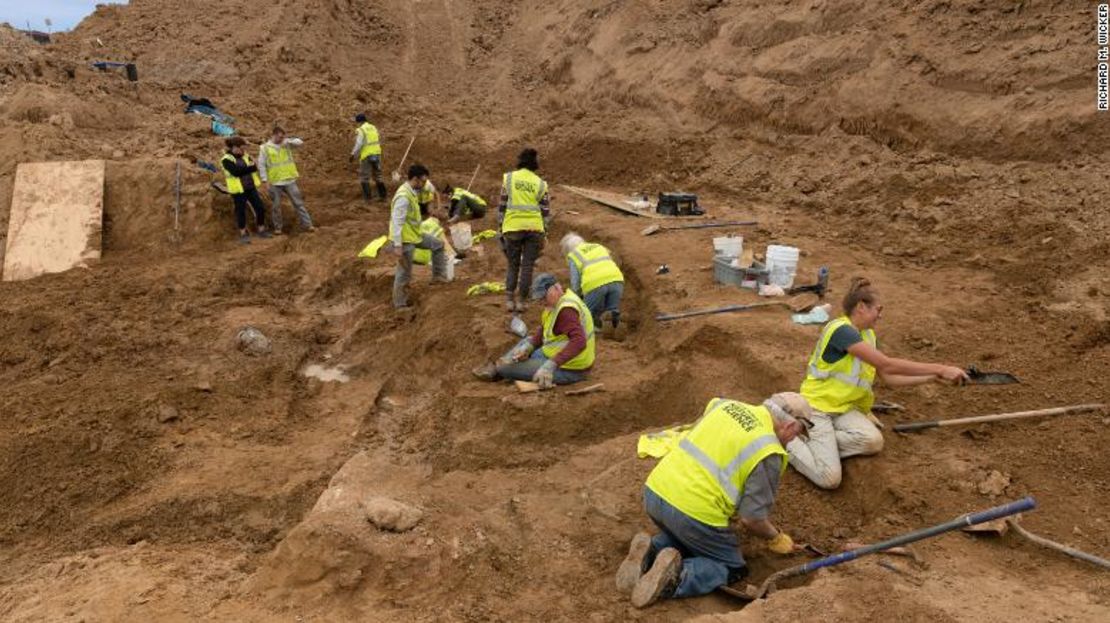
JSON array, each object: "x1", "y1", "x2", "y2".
[
  {"x1": 472, "y1": 273, "x2": 595, "y2": 388},
  {"x1": 616, "y1": 393, "x2": 810, "y2": 608}
]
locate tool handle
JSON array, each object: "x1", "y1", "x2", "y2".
[
  {"x1": 655, "y1": 304, "x2": 761, "y2": 321},
  {"x1": 894, "y1": 403, "x2": 1105, "y2": 433},
  {"x1": 669, "y1": 220, "x2": 758, "y2": 231},
  {"x1": 892, "y1": 421, "x2": 940, "y2": 433},
  {"x1": 396, "y1": 135, "x2": 416, "y2": 170},
  {"x1": 1008, "y1": 519, "x2": 1110, "y2": 569},
  {"x1": 759, "y1": 498, "x2": 1036, "y2": 593}
]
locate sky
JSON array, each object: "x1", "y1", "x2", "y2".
[{"x1": 0, "y1": 0, "x2": 128, "y2": 32}]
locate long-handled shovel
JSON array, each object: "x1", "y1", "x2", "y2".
[
  {"x1": 390, "y1": 135, "x2": 417, "y2": 183},
  {"x1": 641, "y1": 220, "x2": 758, "y2": 236},
  {"x1": 963, "y1": 516, "x2": 1110, "y2": 570},
  {"x1": 719, "y1": 497, "x2": 1036, "y2": 601},
  {"x1": 655, "y1": 293, "x2": 818, "y2": 322},
  {"x1": 466, "y1": 164, "x2": 481, "y2": 191},
  {"x1": 893, "y1": 403, "x2": 1106, "y2": 433}
]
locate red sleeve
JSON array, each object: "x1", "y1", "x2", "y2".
[
  {"x1": 529, "y1": 324, "x2": 543, "y2": 349},
  {"x1": 550, "y1": 307, "x2": 587, "y2": 367}
]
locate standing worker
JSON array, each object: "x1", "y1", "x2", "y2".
[
  {"x1": 560, "y1": 232, "x2": 625, "y2": 333},
  {"x1": 220, "y1": 136, "x2": 272, "y2": 244},
  {"x1": 499, "y1": 148, "x2": 550, "y2": 313},
  {"x1": 472, "y1": 273, "x2": 594, "y2": 388},
  {"x1": 389, "y1": 164, "x2": 447, "y2": 308},
  {"x1": 789, "y1": 277, "x2": 970, "y2": 489},
  {"x1": 440, "y1": 184, "x2": 488, "y2": 222},
  {"x1": 617, "y1": 393, "x2": 810, "y2": 608},
  {"x1": 258, "y1": 126, "x2": 315, "y2": 235},
  {"x1": 350, "y1": 113, "x2": 387, "y2": 203}
]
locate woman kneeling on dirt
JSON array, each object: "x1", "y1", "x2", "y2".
[
  {"x1": 472, "y1": 273, "x2": 594, "y2": 388},
  {"x1": 789, "y1": 277, "x2": 969, "y2": 489}
]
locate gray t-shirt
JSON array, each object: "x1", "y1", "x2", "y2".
[
  {"x1": 737, "y1": 454, "x2": 782, "y2": 520},
  {"x1": 823, "y1": 324, "x2": 864, "y2": 365}
]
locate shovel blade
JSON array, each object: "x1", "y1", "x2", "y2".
[
  {"x1": 966, "y1": 366, "x2": 1019, "y2": 385},
  {"x1": 962, "y1": 518, "x2": 1009, "y2": 535}
]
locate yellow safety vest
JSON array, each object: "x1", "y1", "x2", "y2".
[
  {"x1": 452, "y1": 188, "x2": 487, "y2": 207},
  {"x1": 419, "y1": 180, "x2": 437, "y2": 206},
  {"x1": 358, "y1": 122, "x2": 382, "y2": 160},
  {"x1": 391, "y1": 183, "x2": 423, "y2": 245},
  {"x1": 221, "y1": 153, "x2": 261, "y2": 196},
  {"x1": 568, "y1": 242, "x2": 624, "y2": 294},
  {"x1": 501, "y1": 168, "x2": 547, "y2": 233},
  {"x1": 540, "y1": 290, "x2": 596, "y2": 370},
  {"x1": 800, "y1": 316, "x2": 877, "y2": 415},
  {"x1": 262, "y1": 143, "x2": 298, "y2": 184},
  {"x1": 413, "y1": 217, "x2": 444, "y2": 265},
  {"x1": 646, "y1": 399, "x2": 787, "y2": 527}
]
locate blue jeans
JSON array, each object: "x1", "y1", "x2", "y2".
[
  {"x1": 583, "y1": 282, "x2": 623, "y2": 327},
  {"x1": 643, "y1": 486, "x2": 748, "y2": 599},
  {"x1": 494, "y1": 348, "x2": 587, "y2": 386}
]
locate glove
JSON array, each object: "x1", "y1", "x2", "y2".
[
  {"x1": 767, "y1": 532, "x2": 795, "y2": 555},
  {"x1": 532, "y1": 359, "x2": 557, "y2": 389},
  {"x1": 497, "y1": 339, "x2": 534, "y2": 366}
]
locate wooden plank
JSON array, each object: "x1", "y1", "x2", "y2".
[
  {"x1": 561, "y1": 185, "x2": 707, "y2": 220},
  {"x1": 4, "y1": 160, "x2": 105, "y2": 281},
  {"x1": 514, "y1": 380, "x2": 541, "y2": 393}
]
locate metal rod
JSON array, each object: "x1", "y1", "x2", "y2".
[
  {"x1": 744, "y1": 497, "x2": 1036, "y2": 600},
  {"x1": 894, "y1": 404, "x2": 1105, "y2": 433},
  {"x1": 173, "y1": 161, "x2": 181, "y2": 233},
  {"x1": 1008, "y1": 519, "x2": 1110, "y2": 570},
  {"x1": 655, "y1": 302, "x2": 778, "y2": 322}
]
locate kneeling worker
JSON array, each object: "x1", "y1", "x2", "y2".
[
  {"x1": 389, "y1": 164, "x2": 447, "y2": 308},
  {"x1": 790, "y1": 277, "x2": 969, "y2": 489},
  {"x1": 617, "y1": 393, "x2": 811, "y2": 608},
  {"x1": 473, "y1": 273, "x2": 594, "y2": 388},
  {"x1": 560, "y1": 232, "x2": 624, "y2": 331},
  {"x1": 441, "y1": 184, "x2": 488, "y2": 222}
]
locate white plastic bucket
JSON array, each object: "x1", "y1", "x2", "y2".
[
  {"x1": 765, "y1": 244, "x2": 800, "y2": 288},
  {"x1": 450, "y1": 223, "x2": 473, "y2": 252},
  {"x1": 713, "y1": 235, "x2": 743, "y2": 258}
]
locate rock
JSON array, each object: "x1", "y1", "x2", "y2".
[
  {"x1": 977, "y1": 470, "x2": 1011, "y2": 497},
  {"x1": 156, "y1": 404, "x2": 180, "y2": 423},
  {"x1": 796, "y1": 179, "x2": 817, "y2": 194},
  {"x1": 362, "y1": 496, "x2": 423, "y2": 532},
  {"x1": 237, "y1": 326, "x2": 272, "y2": 356},
  {"x1": 112, "y1": 150, "x2": 125, "y2": 159}
]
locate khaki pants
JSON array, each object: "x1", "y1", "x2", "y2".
[
  {"x1": 785, "y1": 409, "x2": 884, "y2": 490},
  {"x1": 268, "y1": 181, "x2": 313, "y2": 231},
  {"x1": 359, "y1": 156, "x2": 384, "y2": 183},
  {"x1": 393, "y1": 234, "x2": 446, "y2": 308}
]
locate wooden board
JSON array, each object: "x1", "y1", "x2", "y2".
[
  {"x1": 560, "y1": 185, "x2": 707, "y2": 220},
  {"x1": 3, "y1": 160, "x2": 105, "y2": 281}
]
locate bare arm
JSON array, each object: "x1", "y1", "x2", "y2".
[
  {"x1": 847, "y1": 341, "x2": 968, "y2": 383},
  {"x1": 878, "y1": 373, "x2": 937, "y2": 387}
]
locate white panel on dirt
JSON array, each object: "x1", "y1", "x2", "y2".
[{"x1": 3, "y1": 160, "x2": 105, "y2": 282}]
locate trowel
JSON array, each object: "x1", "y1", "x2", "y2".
[{"x1": 965, "y1": 365, "x2": 1019, "y2": 385}]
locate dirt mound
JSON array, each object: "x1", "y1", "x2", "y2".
[{"x1": 0, "y1": 0, "x2": 1108, "y2": 621}]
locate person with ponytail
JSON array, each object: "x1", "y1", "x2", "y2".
[{"x1": 788, "y1": 277, "x2": 969, "y2": 489}]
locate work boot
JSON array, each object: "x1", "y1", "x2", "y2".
[
  {"x1": 376, "y1": 181, "x2": 388, "y2": 200},
  {"x1": 615, "y1": 532, "x2": 652, "y2": 595},
  {"x1": 505, "y1": 294, "x2": 517, "y2": 313},
  {"x1": 472, "y1": 361, "x2": 498, "y2": 381},
  {"x1": 361, "y1": 182, "x2": 372, "y2": 203},
  {"x1": 631, "y1": 547, "x2": 681, "y2": 608}
]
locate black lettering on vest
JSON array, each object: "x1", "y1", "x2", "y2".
[
  {"x1": 514, "y1": 180, "x2": 537, "y2": 194},
  {"x1": 722, "y1": 403, "x2": 759, "y2": 432}
]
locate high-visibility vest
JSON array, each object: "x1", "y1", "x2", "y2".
[
  {"x1": 413, "y1": 217, "x2": 444, "y2": 265},
  {"x1": 452, "y1": 188, "x2": 487, "y2": 207},
  {"x1": 540, "y1": 290, "x2": 595, "y2": 370},
  {"x1": 261, "y1": 142, "x2": 299, "y2": 184},
  {"x1": 419, "y1": 180, "x2": 437, "y2": 206},
  {"x1": 221, "y1": 153, "x2": 261, "y2": 195},
  {"x1": 645, "y1": 398, "x2": 787, "y2": 527},
  {"x1": 358, "y1": 122, "x2": 382, "y2": 160},
  {"x1": 800, "y1": 316, "x2": 877, "y2": 415},
  {"x1": 501, "y1": 168, "x2": 547, "y2": 233},
  {"x1": 391, "y1": 183, "x2": 423, "y2": 245},
  {"x1": 568, "y1": 242, "x2": 624, "y2": 294}
]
